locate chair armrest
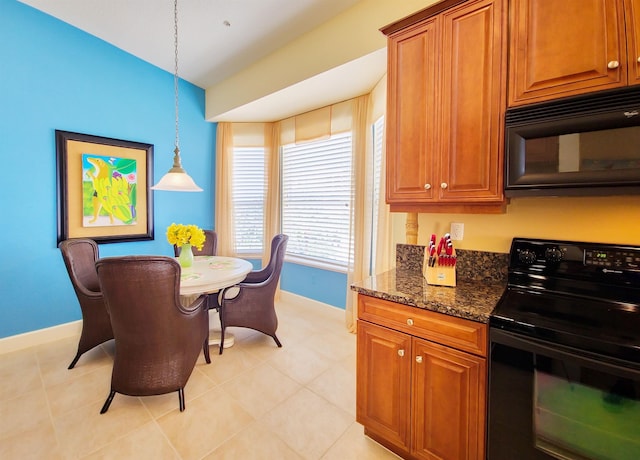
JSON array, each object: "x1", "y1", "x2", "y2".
[{"x1": 243, "y1": 269, "x2": 269, "y2": 284}]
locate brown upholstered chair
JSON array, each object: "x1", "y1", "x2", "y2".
[
  {"x1": 218, "y1": 234, "x2": 288, "y2": 354},
  {"x1": 173, "y1": 229, "x2": 218, "y2": 257},
  {"x1": 96, "y1": 256, "x2": 210, "y2": 413},
  {"x1": 59, "y1": 238, "x2": 113, "y2": 369}
]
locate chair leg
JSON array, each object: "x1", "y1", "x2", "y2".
[
  {"x1": 218, "y1": 302, "x2": 225, "y2": 355},
  {"x1": 100, "y1": 390, "x2": 116, "y2": 414},
  {"x1": 272, "y1": 334, "x2": 282, "y2": 348},
  {"x1": 178, "y1": 388, "x2": 185, "y2": 412},
  {"x1": 203, "y1": 338, "x2": 211, "y2": 364},
  {"x1": 68, "y1": 351, "x2": 82, "y2": 369}
]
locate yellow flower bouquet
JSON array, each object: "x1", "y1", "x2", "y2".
[{"x1": 166, "y1": 223, "x2": 206, "y2": 251}]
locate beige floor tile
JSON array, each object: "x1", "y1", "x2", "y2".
[
  {"x1": 220, "y1": 362, "x2": 301, "y2": 418},
  {"x1": 321, "y1": 422, "x2": 401, "y2": 460},
  {"x1": 302, "y1": 329, "x2": 356, "y2": 362},
  {"x1": 0, "y1": 298, "x2": 382, "y2": 460},
  {"x1": 267, "y1": 341, "x2": 334, "y2": 385},
  {"x1": 53, "y1": 397, "x2": 152, "y2": 458},
  {"x1": 156, "y1": 387, "x2": 254, "y2": 460},
  {"x1": 0, "y1": 347, "x2": 42, "y2": 401},
  {"x1": 261, "y1": 388, "x2": 353, "y2": 460},
  {"x1": 205, "y1": 420, "x2": 303, "y2": 460},
  {"x1": 0, "y1": 419, "x2": 64, "y2": 460},
  {"x1": 141, "y1": 367, "x2": 217, "y2": 418},
  {"x1": 83, "y1": 421, "x2": 180, "y2": 460},
  {"x1": 46, "y1": 364, "x2": 113, "y2": 418},
  {"x1": 38, "y1": 337, "x2": 112, "y2": 389},
  {"x1": 197, "y1": 344, "x2": 261, "y2": 384},
  {"x1": 0, "y1": 388, "x2": 51, "y2": 440},
  {"x1": 307, "y1": 358, "x2": 356, "y2": 417}
]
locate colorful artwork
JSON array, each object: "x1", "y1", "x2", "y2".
[
  {"x1": 82, "y1": 154, "x2": 138, "y2": 227},
  {"x1": 56, "y1": 130, "x2": 153, "y2": 244}
]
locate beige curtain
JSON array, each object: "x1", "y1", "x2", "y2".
[
  {"x1": 345, "y1": 95, "x2": 372, "y2": 332},
  {"x1": 345, "y1": 77, "x2": 393, "y2": 333},
  {"x1": 263, "y1": 122, "x2": 281, "y2": 268},
  {"x1": 215, "y1": 123, "x2": 236, "y2": 256}
]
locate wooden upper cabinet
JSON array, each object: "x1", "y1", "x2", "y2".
[
  {"x1": 386, "y1": 18, "x2": 439, "y2": 203},
  {"x1": 439, "y1": 0, "x2": 505, "y2": 203},
  {"x1": 384, "y1": 0, "x2": 507, "y2": 213},
  {"x1": 508, "y1": 0, "x2": 640, "y2": 106},
  {"x1": 627, "y1": 0, "x2": 640, "y2": 84}
]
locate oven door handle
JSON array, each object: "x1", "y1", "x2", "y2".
[{"x1": 491, "y1": 328, "x2": 640, "y2": 378}]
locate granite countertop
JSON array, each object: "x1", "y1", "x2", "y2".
[{"x1": 351, "y1": 268, "x2": 506, "y2": 324}]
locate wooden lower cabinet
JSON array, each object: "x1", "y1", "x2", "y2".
[{"x1": 356, "y1": 295, "x2": 487, "y2": 460}]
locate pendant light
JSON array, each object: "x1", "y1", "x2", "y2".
[{"x1": 152, "y1": 0, "x2": 203, "y2": 192}]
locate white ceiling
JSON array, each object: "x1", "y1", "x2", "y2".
[{"x1": 19, "y1": 0, "x2": 385, "y2": 121}]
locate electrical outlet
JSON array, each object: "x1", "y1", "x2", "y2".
[{"x1": 450, "y1": 222, "x2": 464, "y2": 241}]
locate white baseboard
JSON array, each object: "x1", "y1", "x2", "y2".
[
  {"x1": 279, "y1": 290, "x2": 344, "y2": 313},
  {"x1": 0, "y1": 321, "x2": 82, "y2": 355}
]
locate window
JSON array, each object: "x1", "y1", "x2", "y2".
[
  {"x1": 232, "y1": 147, "x2": 265, "y2": 255},
  {"x1": 281, "y1": 132, "x2": 353, "y2": 270}
]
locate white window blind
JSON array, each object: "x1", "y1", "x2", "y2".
[
  {"x1": 232, "y1": 147, "x2": 265, "y2": 254},
  {"x1": 370, "y1": 116, "x2": 384, "y2": 274},
  {"x1": 281, "y1": 132, "x2": 353, "y2": 270}
]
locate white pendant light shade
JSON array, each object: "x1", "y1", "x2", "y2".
[{"x1": 152, "y1": 147, "x2": 203, "y2": 192}]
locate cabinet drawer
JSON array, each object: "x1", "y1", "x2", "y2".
[{"x1": 358, "y1": 294, "x2": 487, "y2": 357}]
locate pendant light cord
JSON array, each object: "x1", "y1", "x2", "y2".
[{"x1": 174, "y1": 0, "x2": 180, "y2": 151}]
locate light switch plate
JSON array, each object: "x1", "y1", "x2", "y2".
[{"x1": 450, "y1": 222, "x2": 464, "y2": 240}]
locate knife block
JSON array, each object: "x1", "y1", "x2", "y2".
[{"x1": 423, "y1": 250, "x2": 457, "y2": 287}]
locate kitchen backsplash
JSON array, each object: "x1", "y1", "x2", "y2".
[{"x1": 396, "y1": 244, "x2": 508, "y2": 283}]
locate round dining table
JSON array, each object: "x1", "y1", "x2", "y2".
[{"x1": 179, "y1": 255, "x2": 253, "y2": 348}]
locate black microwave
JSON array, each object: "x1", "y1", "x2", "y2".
[{"x1": 505, "y1": 87, "x2": 640, "y2": 197}]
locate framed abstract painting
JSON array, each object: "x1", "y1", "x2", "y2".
[{"x1": 56, "y1": 130, "x2": 154, "y2": 244}]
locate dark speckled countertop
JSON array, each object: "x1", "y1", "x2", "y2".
[{"x1": 350, "y1": 244, "x2": 509, "y2": 324}]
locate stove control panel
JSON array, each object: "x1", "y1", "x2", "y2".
[
  {"x1": 584, "y1": 248, "x2": 640, "y2": 270},
  {"x1": 511, "y1": 238, "x2": 640, "y2": 274}
]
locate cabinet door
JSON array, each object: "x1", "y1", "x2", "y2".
[
  {"x1": 439, "y1": 0, "x2": 505, "y2": 202},
  {"x1": 509, "y1": 0, "x2": 627, "y2": 106},
  {"x1": 626, "y1": 0, "x2": 640, "y2": 84},
  {"x1": 386, "y1": 18, "x2": 439, "y2": 204},
  {"x1": 356, "y1": 321, "x2": 412, "y2": 453},
  {"x1": 412, "y1": 338, "x2": 487, "y2": 460}
]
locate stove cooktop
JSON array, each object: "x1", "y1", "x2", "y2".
[{"x1": 490, "y1": 238, "x2": 640, "y2": 364}]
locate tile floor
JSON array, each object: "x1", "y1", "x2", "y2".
[{"x1": 0, "y1": 298, "x2": 400, "y2": 460}]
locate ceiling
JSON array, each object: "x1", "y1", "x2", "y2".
[{"x1": 19, "y1": 0, "x2": 385, "y2": 121}]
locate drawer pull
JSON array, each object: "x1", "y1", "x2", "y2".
[
  {"x1": 398, "y1": 349, "x2": 405, "y2": 357},
  {"x1": 424, "y1": 183, "x2": 431, "y2": 190},
  {"x1": 607, "y1": 60, "x2": 620, "y2": 69},
  {"x1": 406, "y1": 318, "x2": 414, "y2": 326},
  {"x1": 441, "y1": 182, "x2": 448, "y2": 189},
  {"x1": 416, "y1": 355, "x2": 423, "y2": 363}
]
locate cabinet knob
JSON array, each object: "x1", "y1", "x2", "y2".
[
  {"x1": 416, "y1": 356, "x2": 423, "y2": 363},
  {"x1": 441, "y1": 182, "x2": 448, "y2": 189},
  {"x1": 406, "y1": 318, "x2": 414, "y2": 326},
  {"x1": 398, "y1": 349, "x2": 405, "y2": 357},
  {"x1": 637, "y1": 56, "x2": 640, "y2": 63},
  {"x1": 423, "y1": 183, "x2": 431, "y2": 190},
  {"x1": 607, "y1": 60, "x2": 620, "y2": 69}
]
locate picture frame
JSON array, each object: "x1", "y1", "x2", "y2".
[{"x1": 56, "y1": 130, "x2": 154, "y2": 244}]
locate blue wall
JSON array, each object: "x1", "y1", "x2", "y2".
[
  {"x1": 0, "y1": 0, "x2": 215, "y2": 338},
  {"x1": 0, "y1": 0, "x2": 346, "y2": 340}
]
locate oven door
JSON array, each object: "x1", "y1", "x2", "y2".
[{"x1": 488, "y1": 328, "x2": 640, "y2": 460}]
